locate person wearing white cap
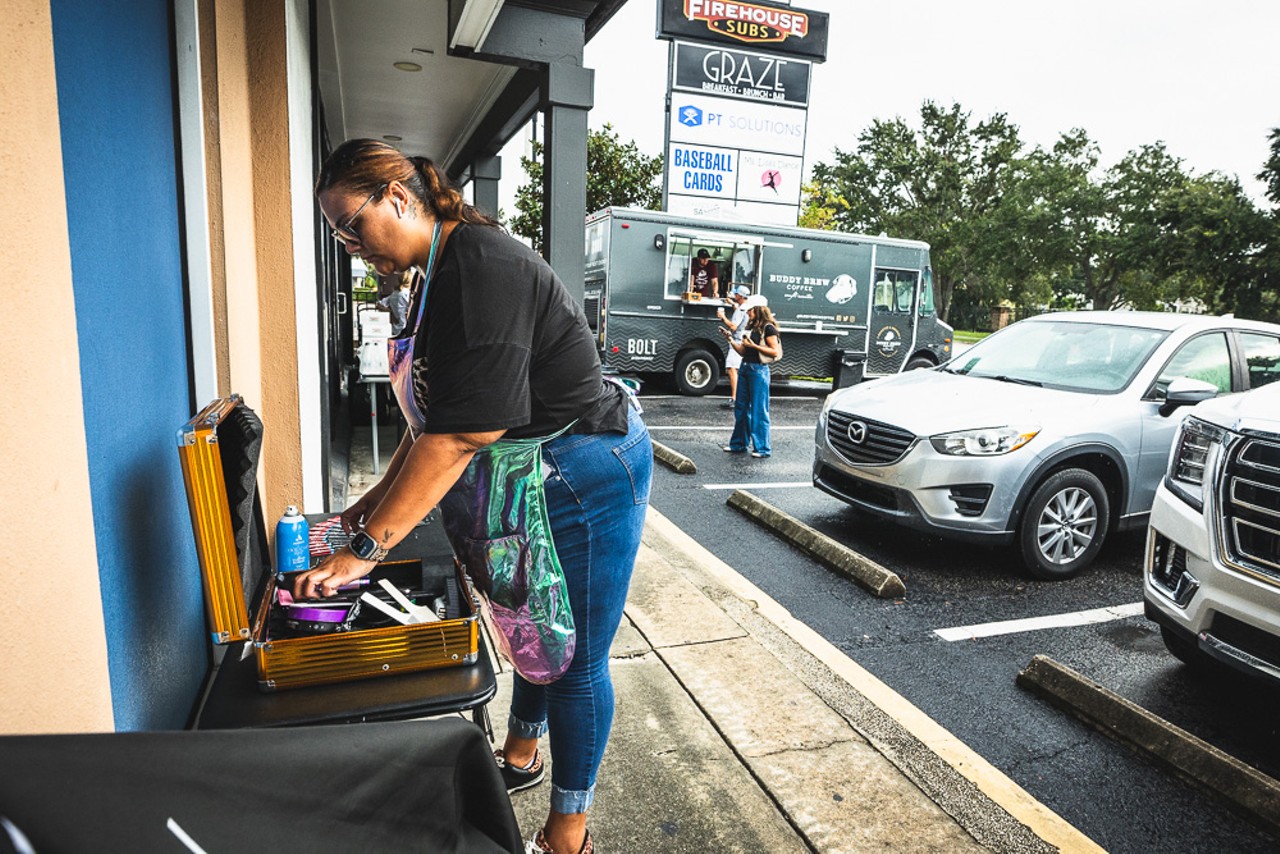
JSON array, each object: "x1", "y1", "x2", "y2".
[
  {"x1": 718, "y1": 295, "x2": 781, "y2": 458},
  {"x1": 715, "y1": 285, "x2": 752, "y2": 409}
]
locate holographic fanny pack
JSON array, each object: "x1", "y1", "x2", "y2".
[{"x1": 438, "y1": 426, "x2": 576, "y2": 685}]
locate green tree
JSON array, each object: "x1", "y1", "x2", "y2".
[
  {"x1": 1154, "y1": 170, "x2": 1268, "y2": 316},
  {"x1": 983, "y1": 128, "x2": 1103, "y2": 309},
  {"x1": 1231, "y1": 127, "x2": 1280, "y2": 322},
  {"x1": 804, "y1": 101, "x2": 1022, "y2": 321},
  {"x1": 511, "y1": 123, "x2": 662, "y2": 253}
]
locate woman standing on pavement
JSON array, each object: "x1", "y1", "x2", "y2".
[
  {"x1": 720, "y1": 295, "x2": 779, "y2": 458},
  {"x1": 298, "y1": 139, "x2": 652, "y2": 854}
]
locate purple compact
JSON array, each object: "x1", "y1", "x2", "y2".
[{"x1": 283, "y1": 601, "x2": 361, "y2": 635}]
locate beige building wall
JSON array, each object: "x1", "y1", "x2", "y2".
[
  {"x1": 0, "y1": 0, "x2": 115, "y2": 734},
  {"x1": 207, "y1": 0, "x2": 306, "y2": 528},
  {"x1": 247, "y1": 0, "x2": 306, "y2": 520}
]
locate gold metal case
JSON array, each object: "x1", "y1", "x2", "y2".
[{"x1": 178, "y1": 396, "x2": 478, "y2": 691}]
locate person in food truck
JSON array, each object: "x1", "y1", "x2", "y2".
[
  {"x1": 306, "y1": 138, "x2": 651, "y2": 854},
  {"x1": 689, "y1": 248, "x2": 720, "y2": 299}
]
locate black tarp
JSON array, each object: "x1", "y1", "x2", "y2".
[{"x1": 0, "y1": 718, "x2": 520, "y2": 853}]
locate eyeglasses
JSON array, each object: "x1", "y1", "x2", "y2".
[{"x1": 330, "y1": 183, "x2": 387, "y2": 244}]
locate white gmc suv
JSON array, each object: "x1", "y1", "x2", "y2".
[{"x1": 1145, "y1": 383, "x2": 1280, "y2": 684}]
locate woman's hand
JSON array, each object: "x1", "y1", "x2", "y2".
[
  {"x1": 291, "y1": 549, "x2": 376, "y2": 599},
  {"x1": 339, "y1": 493, "x2": 376, "y2": 534}
]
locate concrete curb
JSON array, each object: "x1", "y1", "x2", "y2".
[
  {"x1": 645, "y1": 509, "x2": 1104, "y2": 853},
  {"x1": 726, "y1": 489, "x2": 906, "y2": 599},
  {"x1": 651, "y1": 439, "x2": 696, "y2": 474},
  {"x1": 1017, "y1": 654, "x2": 1280, "y2": 838}
]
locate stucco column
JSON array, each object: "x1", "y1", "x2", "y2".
[
  {"x1": 541, "y1": 63, "x2": 594, "y2": 303},
  {"x1": 209, "y1": 0, "x2": 308, "y2": 522},
  {"x1": 0, "y1": 0, "x2": 114, "y2": 734}
]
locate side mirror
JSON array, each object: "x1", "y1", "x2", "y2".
[{"x1": 1158, "y1": 377, "x2": 1218, "y2": 417}]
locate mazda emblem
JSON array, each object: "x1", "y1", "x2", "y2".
[{"x1": 847, "y1": 420, "x2": 868, "y2": 444}]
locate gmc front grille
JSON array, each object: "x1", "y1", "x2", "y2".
[
  {"x1": 825, "y1": 412, "x2": 915, "y2": 465},
  {"x1": 1222, "y1": 435, "x2": 1280, "y2": 586},
  {"x1": 1206, "y1": 612, "x2": 1280, "y2": 676}
]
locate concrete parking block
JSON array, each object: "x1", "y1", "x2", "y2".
[
  {"x1": 1018, "y1": 654, "x2": 1280, "y2": 838},
  {"x1": 652, "y1": 439, "x2": 697, "y2": 474},
  {"x1": 625, "y1": 545, "x2": 748, "y2": 649},
  {"x1": 726, "y1": 489, "x2": 906, "y2": 599}
]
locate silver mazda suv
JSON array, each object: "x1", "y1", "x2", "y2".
[{"x1": 813, "y1": 311, "x2": 1280, "y2": 579}]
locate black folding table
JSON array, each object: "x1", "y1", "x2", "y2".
[{"x1": 194, "y1": 516, "x2": 498, "y2": 735}]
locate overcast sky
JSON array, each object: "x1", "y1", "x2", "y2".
[{"x1": 499, "y1": 0, "x2": 1279, "y2": 212}]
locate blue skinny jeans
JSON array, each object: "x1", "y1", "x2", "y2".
[
  {"x1": 727, "y1": 362, "x2": 771, "y2": 455},
  {"x1": 507, "y1": 405, "x2": 652, "y2": 814}
]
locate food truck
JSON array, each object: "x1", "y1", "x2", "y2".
[{"x1": 584, "y1": 208, "x2": 953, "y2": 394}]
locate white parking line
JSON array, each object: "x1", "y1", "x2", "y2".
[
  {"x1": 702, "y1": 481, "x2": 812, "y2": 490},
  {"x1": 934, "y1": 602, "x2": 1146, "y2": 642},
  {"x1": 647, "y1": 425, "x2": 814, "y2": 431},
  {"x1": 642, "y1": 395, "x2": 821, "y2": 401}
]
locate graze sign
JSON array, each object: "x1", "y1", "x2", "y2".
[
  {"x1": 657, "y1": 0, "x2": 830, "y2": 62},
  {"x1": 673, "y1": 42, "x2": 810, "y2": 107},
  {"x1": 659, "y1": 0, "x2": 826, "y2": 225}
]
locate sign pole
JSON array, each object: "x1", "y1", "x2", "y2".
[{"x1": 662, "y1": 40, "x2": 675, "y2": 212}]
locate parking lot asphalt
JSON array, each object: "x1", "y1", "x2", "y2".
[{"x1": 642, "y1": 386, "x2": 1280, "y2": 853}]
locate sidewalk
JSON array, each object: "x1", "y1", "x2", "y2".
[{"x1": 347, "y1": 429, "x2": 1097, "y2": 852}]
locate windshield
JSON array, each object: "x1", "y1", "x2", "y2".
[{"x1": 948, "y1": 320, "x2": 1169, "y2": 393}]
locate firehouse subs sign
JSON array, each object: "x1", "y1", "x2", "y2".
[
  {"x1": 659, "y1": 0, "x2": 828, "y2": 225},
  {"x1": 657, "y1": 0, "x2": 830, "y2": 62}
]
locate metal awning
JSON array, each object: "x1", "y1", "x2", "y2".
[{"x1": 316, "y1": 0, "x2": 626, "y2": 177}]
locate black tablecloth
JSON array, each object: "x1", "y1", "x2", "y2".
[{"x1": 0, "y1": 718, "x2": 520, "y2": 853}]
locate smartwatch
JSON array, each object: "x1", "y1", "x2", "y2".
[{"x1": 349, "y1": 530, "x2": 389, "y2": 563}]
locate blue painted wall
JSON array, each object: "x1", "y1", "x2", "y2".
[{"x1": 51, "y1": 0, "x2": 207, "y2": 730}]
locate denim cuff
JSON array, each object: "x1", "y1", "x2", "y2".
[
  {"x1": 550, "y1": 782, "x2": 595, "y2": 814},
  {"x1": 507, "y1": 712, "x2": 547, "y2": 739}
]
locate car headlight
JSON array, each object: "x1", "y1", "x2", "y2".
[
  {"x1": 1166, "y1": 417, "x2": 1225, "y2": 510},
  {"x1": 930, "y1": 426, "x2": 1039, "y2": 456}
]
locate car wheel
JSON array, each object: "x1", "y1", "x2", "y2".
[
  {"x1": 1018, "y1": 468, "x2": 1110, "y2": 580},
  {"x1": 1159, "y1": 625, "x2": 1209, "y2": 669},
  {"x1": 904, "y1": 355, "x2": 935, "y2": 371},
  {"x1": 674, "y1": 348, "x2": 720, "y2": 396}
]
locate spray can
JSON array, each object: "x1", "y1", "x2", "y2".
[{"x1": 276, "y1": 505, "x2": 310, "y2": 574}]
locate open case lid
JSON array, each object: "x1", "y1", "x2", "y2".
[{"x1": 177, "y1": 395, "x2": 270, "y2": 644}]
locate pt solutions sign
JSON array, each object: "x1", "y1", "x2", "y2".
[{"x1": 657, "y1": 1, "x2": 828, "y2": 226}]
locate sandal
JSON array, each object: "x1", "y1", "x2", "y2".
[
  {"x1": 524, "y1": 828, "x2": 593, "y2": 854},
  {"x1": 494, "y1": 748, "x2": 545, "y2": 793}
]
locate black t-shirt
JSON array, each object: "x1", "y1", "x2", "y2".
[
  {"x1": 742, "y1": 323, "x2": 779, "y2": 364},
  {"x1": 401, "y1": 223, "x2": 627, "y2": 439}
]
